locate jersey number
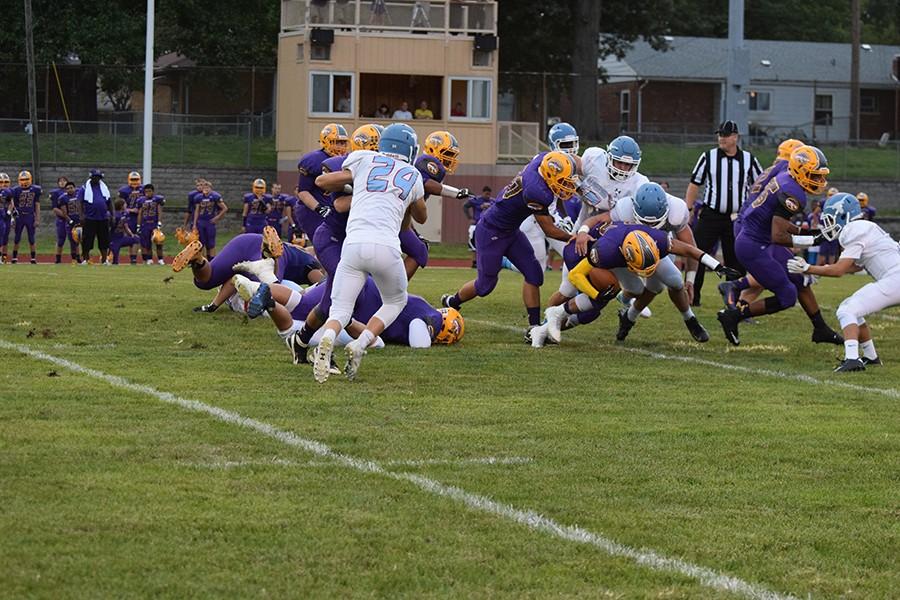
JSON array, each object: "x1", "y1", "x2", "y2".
[
  {"x1": 366, "y1": 156, "x2": 417, "y2": 201},
  {"x1": 750, "y1": 177, "x2": 779, "y2": 209}
]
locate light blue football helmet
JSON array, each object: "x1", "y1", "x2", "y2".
[
  {"x1": 632, "y1": 182, "x2": 669, "y2": 229},
  {"x1": 379, "y1": 123, "x2": 419, "y2": 163},
  {"x1": 548, "y1": 122, "x2": 579, "y2": 155},
  {"x1": 820, "y1": 192, "x2": 862, "y2": 241},
  {"x1": 607, "y1": 135, "x2": 642, "y2": 181}
]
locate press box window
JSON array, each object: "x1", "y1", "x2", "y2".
[
  {"x1": 449, "y1": 77, "x2": 492, "y2": 120},
  {"x1": 310, "y1": 72, "x2": 354, "y2": 115}
]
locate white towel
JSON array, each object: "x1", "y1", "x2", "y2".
[{"x1": 83, "y1": 179, "x2": 110, "y2": 204}]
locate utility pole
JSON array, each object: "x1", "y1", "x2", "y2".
[
  {"x1": 850, "y1": 0, "x2": 861, "y2": 142},
  {"x1": 24, "y1": 0, "x2": 40, "y2": 183},
  {"x1": 726, "y1": 0, "x2": 749, "y2": 136},
  {"x1": 142, "y1": 0, "x2": 155, "y2": 182}
]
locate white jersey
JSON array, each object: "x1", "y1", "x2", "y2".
[
  {"x1": 577, "y1": 147, "x2": 650, "y2": 226},
  {"x1": 838, "y1": 219, "x2": 900, "y2": 281},
  {"x1": 344, "y1": 150, "x2": 425, "y2": 249},
  {"x1": 609, "y1": 193, "x2": 690, "y2": 233}
]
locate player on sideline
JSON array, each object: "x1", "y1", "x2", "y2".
[
  {"x1": 312, "y1": 123, "x2": 427, "y2": 382},
  {"x1": 717, "y1": 145, "x2": 840, "y2": 346},
  {"x1": 119, "y1": 171, "x2": 144, "y2": 264},
  {"x1": 241, "y1": 178, "x2": 272, "y2": 234},
  {"x1": 8, "y1": 171, "x2": 42, "y2": 264},
  {"x1": 441, "y1": 151, "x2": 578, "y2": 338},
  {"x1": 56, "y1": 181, "x2": 81, "y2": 263},
  {"x1": 49, "y1": 176, "x2": 71, "y2": 264},
  {"x1": 192, "y1": 180, "x2": 227, "y2": 259},
  {"x1": 182, "y1": 178, "x2": 204, "y2": 230},
  {"x1": 136, "y1": 184, "x2": 166, "y2": 265},
  {"x1": 787, "y1": 193, "x2": 900, "y2": 372},
  {"x1": 0, "y1": 173, "x2": 11, "y2": 263}
]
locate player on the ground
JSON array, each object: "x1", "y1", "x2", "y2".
[
  {"x1": 136, "y1": 184, "x2": 166, "y2": 265},
  {"x1": 441, "y1": 151, "x2": 578, "y2": 338},
  {"x1": 8, "y1": 171, "x2": 42, "y2": 264},
  {"x1": 118, "y1": 171, "x2": 143, "y2": 264},
  {"x1": 545, "y1": 182, "x2": 710, "y2": 343},
  {"x1": 293, "y1": 123, "x2": 350, "y2": 239},
  {"x1": 241, "y1": 178, "x2": 272, "y2": 234},
  {"x1": 787, "y1": 193, "x2": 900, "y2": 372},
  {"x1": 717, "y1": 145, "x2": 842, "y2": 346},
  {"x1": 312, "y1": 123, "x2": 426, "y2": 382},
  {"x1": 0, "y1": 173, "x2": 11, "y2": 263},
  {"x1": 192, "y1": 180, "x2": 227, "y2": 259}
]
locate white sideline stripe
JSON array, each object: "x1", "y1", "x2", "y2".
[
  {"x1": 469, "y1": 319, "x2": 900, "y2": 400},
  {"x1": 1, "y1": 338, "x2": 794, "y2": 600},
  {"x1": 191, "y1": 456, "x2": 534, "y2": 469}
]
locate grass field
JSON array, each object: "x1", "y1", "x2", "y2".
[{"x1": 1, "y1": 265, "x2": 899, "y2": 598}]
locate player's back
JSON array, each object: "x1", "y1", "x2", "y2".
[
  {"x1": 740, "y1": 159, "x2": 789, "y2": 221},
  {"x1": 839, "y1": 220, "x2": 900, "y2": 279},
  {"x1": 481, "y1": 153, "x2": 553, "y2": 232},
  {"x1": 344, "y1": 150, "x2": 424, "y2": 249},
  {"x1": 739, "y1": 171, "x2": 806, "y2": 244},
  {"x1": 609, "y1": 193, "x2": 689, "y2": 233}
]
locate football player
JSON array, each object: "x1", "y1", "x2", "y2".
[
  {"x1": 441, "y1": 151, "x2": 578, "y2": 338},
  {"x1": 293, "y1": 123, "x2": 350, "y2": 239},
  {"x1": 267, "y1": 182, "x2": 293, "y2": 239},
  {"x1": 49, "y1": 176, "x2": 71, "y2": 264},
  {"x1": 108, "y1": 199, "x2": 141, "y2": 264},
  {"x1": 119, "y1": 171, "x2": 143, "y2": 264},
  {"x1": 8, "y1": 171, "x2": 42, "y2": 264},
  {"x1": 534, "y1": 223, "x2": 739, "y2": 346},
  {"x1": 192, "y1": 180, "x2": 227, "y2": 259},
  {"x1": 312, "y1": 123, "x2": 426, "y2": 382},
  {"x1": 136, "y1": 184, "x2": 166, "y2": 265},
  {"x1": 547, "y1": 182, "x2": 710, "y2": 342},
  {"x1": 56, "y1": 181, "x2": 81, "y2": 263},
  {"x1": 464, "y1": 186, "x2": 493, "y2": 267},
  {"x1": 0, "y1": 173, "x2": 12, "y2": 263},
  {"x1": 856, "y1": 192, "x2": 876, "y2": 221},
  {"x1": 788, "y1": 193, "x2": 900, "y2": 372},
  {"x1": 717, "y1": 145, "x2": 842, "y2": 346},
  {"x1": 182, "y1": 178, "x2": 205, "y2": 229},
  {"x1": 241, "y1": 178, "x2": 272, "y2": 234}
]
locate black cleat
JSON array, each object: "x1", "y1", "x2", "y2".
[
  {"x1": 523, "y1": 325, "x2": 536, "y2": 345},
  {"x1": 717, "y1": 281, "x2": 739, "y2": 310},
  {"x1": 193, "y1": 303, "x2": 218, "y2": 313},
  {"x1": 717, "y1": 308, "x2": 741, "y2": 346},
  {"x1": 441, "y1": 293, "x2": 454, "y2": 309},
  {"x1": 812, "y1": 326, "x2": 844, "y2": 345},
  {"x1": 834, "y1": 358, "x2": 866, "y2": 373},
  {"x1": 862, "y1": 356, "x2": 882, "y2": 367},
  {"x1": 685, "y1": 316, "x2": 710, "y2": 343},
  {"x1": 286, "y1": 331, "x2": 309, "y2": 364},
  {"x1": 615, "y1": 309, "x2": 636, "y2": 342}
]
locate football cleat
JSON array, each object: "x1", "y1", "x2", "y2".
[
  {"x1": 544, "y1": 304, "x2": 567, "y2": 344},
  {"x1": 530, "y1": 323, "x2": 550, "y2": 348},
  {"x1": 717, "y1": 280, "x2": 740, "y2": 311},
  {"x1": 261, "y1": 225, "x2": 284, "y2": 259},
  {"x1": 440, "y1": 293, "x2": 455, "y2": 309},
  {"x1": 862, "y1": 355, "x2": 882, "y2": 367},
  {"x1": 193, "y1": 303, "x2": 218, "y2": 313},
  {"x1": 344, "y1": 339, "x2": 366, "y2": 381},
  {"x1": 233, "y1": 257, "x2": 278, "y2": 284},
  {"x1": 156, "y1": 258, "x2": 165, "y2": 265},
  {"x1": 717, "y1": 308, "x2": 741, "y2": 346},
  {"x1": 247, "y1": 283, "x2": 274, "y2": 319},
  {"x1": 172, "y1": 240, "x2": 204, "y2": 272},
  {"x1": 833, "y1": 358, "x2": 865, "y2": 373},
  {"x1": 811, "y1": 326, "x2": 844, "y2": 345},
  {"x1": 313, "y1": 335, "x2": 334, "y2": 383},
  {"x1": 285, "y1": 331, "x2": 309, "y2": 365},
  {"x1": 684, "y1": 316, "x2": 710, "y2": 343},
  {"x1": 615, "y1": 309, "x2": 636, "y2": 342}
]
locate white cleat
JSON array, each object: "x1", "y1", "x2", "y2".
[
  {"x1": 544, "y1": 304, "x2": 567, "y2": 344},
  {"x1": 530, "y1": 323, "x2": 549, "y2": 348},
  {"x1": 638, "y1": 304, "x2": 652, "y2": 319},
  {"x1": 313, "y1": 335, "x2": 334, "y2": 383},
  {"x1": 344, "y1": 339, "x2": 366, "y2": 381},
  {"x1": 233, "y1": 257, "x2": 278, "y2": 284},
  {"x1": 232, "y1": 274, "x2": 261, "y2": 303},
  {"x1": 157, "y1": 258, "x2": 165, "y2": 265}
]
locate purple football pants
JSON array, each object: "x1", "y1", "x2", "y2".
[
  {"x1": 399, "y1": 228, "x2": 428, "y2": 268},
  {"x1": 195, "y1": 233, "x2": 264, "y2": 290},
  {"x1": 735, "y1": 234, "x2": 805, "y2": 311},
  {"x1": 474, "y1": 222, "x2": 543, "y2": 296},
  {"x1": 110, "y1": 235, "x2": 140, "y2": 263},
  {"x1": 197, "y1": 219, "x2": 217, "y2": 249},
  {"x1": 311, "y1": 222, "x2": 345, "y2": 315},
  {"x1": 14, "y1": 216, "x2": 35, "y2": 245}
]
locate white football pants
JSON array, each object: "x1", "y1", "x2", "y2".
[{"x1": 328, "y1": 242, "x2": 408, "y2": 330}]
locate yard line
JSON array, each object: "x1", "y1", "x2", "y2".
[
  {"x1": 190, "y1": 456, "x2": 534, "y2": 469},
  {"x1": 469, "y1": 318, "x2": 900, "y2": 400},
  {"x1": 1, "y1": 338, "x2": 795, "y2": 600}
]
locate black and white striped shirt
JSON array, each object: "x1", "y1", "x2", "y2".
[{"x1": 690, "y1": 148, "x2": 763, "y2": 215}]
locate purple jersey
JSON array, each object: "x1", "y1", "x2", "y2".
[
  {"x1": 58, "y1": 193, "x2": 80, "y2": 225},
  {"x1": 76, "y1": 183, "x2": 111, "y2": 221},
  {"x1": 111, "y1": 210, "x2": 131, "y2": 237},
  {"x1": 267, "y1": 193, "x2": 292, "y2": 227},
  {"x1": 465, "y1": 195, "x2": 493, "y2": 223},
  {"x1": 295, "y1": 148, "x2": 333, "y2": 235},
  {"x1": 739, "y1": 159, "x2": 789, "y2": 222},
  {"x1": 186, "y1": 189, "x2": 202, "y2": 217},
  {"x1": 50, "y1": 187, "x2": 68, "y2": 221},
  {"x1": 243, "y1": 193, "x2": 272, "y2": 226},
  {"x1": 738, "y1": 171, "x2": 807, "y2": 244},
  {"x1": 480, "y1": 152, "x2": 554, "y2": 232},
  {"x1": 862, "y1": 206, "x2": 876, "y2": 221},
  {"x1": 196, "y1": 191, "x2": 223, "y2": 221},
  {"x1": 352, "y1": 278, "x2": 442, "y2": 345},
  {"x1": 321, "y1": 155, "x2": 350, "y2": 235},
  {"x1": 579, "y1": 222, "x2": 671, "y2": 271},
  {"x1": 9, "y1": 185, "x2": 42, "y2": 217},
  {"x1": 139, "y1": 195, "x2": 165, "y2": 223},
  {"x1": 415, "y1": 155, "x2": 447, "y2": 186}
]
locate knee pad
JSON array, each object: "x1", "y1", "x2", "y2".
[
  {"x1": 775, "y1": 284, "x2": 798, "y2": 311},
  {"x1": 836, "y1": 299, "x2": 860, "y2": 329}
]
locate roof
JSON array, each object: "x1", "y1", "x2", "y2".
[
  {"x1": 600, "y1": 36, "x2": 900, "y2": 87},
  {"x1": 155, "y1": 52, "x2": 197, "y2": 70}
]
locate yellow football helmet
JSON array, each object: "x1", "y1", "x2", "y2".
[
  {"x1": 856, "y1": 192, "x2": 869, "y2": 208},
  {"x1": 18, "y1": 170, "x2": 32, "y2": 187},
  {"x1": 776, "y1": 139, "x2": 803, "y2": 162},
  {"x1": 320, "y1": 123, "x2": 350, "y2": 156},
  {"x1": 539, "y1": 151, "x2": 578, "y2": 200},
  {"x1": 423, "y1": 131, "x2": 460, "y2": 174},
  {"x1": 252, "y1": 178, "x2": 267, "y2": 195},
  {"x1": 788, "y1": 145, "x2": 829, "y2": 196},
  {"x1": 826, "y1": 187, "x2": 840, "y2": 198},
  {"x1": 350, "y1": 124, "x2": 382, "y2": 152},
  {"x1": 0, "y1": 173, "x2": 9, "y2": 189},
  {"x1": 71, "y1": 226, "x2": 82, "y2": 244},
  {"x1": 620, "y1": 230, "x2": 660, "y2": 277},
  {"x1": 151, "y1": 228, "x2": 166, "y2": 245},
  {"x1": 127, "y1": 171, "x2": 142, "y2": 187},
  {"x1": 435, "y1": 307, "x2": 465, "y2": 344}
]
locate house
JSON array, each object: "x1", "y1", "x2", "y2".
[{"x1": 598, "y1": 36, "x2": 900, "y2": 142}]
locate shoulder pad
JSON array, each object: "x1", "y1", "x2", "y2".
[{"x1": 838, "y1": 219, "x2": 868, "y2": 246}]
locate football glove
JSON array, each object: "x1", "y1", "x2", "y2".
[
  {"x1": 136, "y1": 225, "x2": 141, "y2": 234},
  {"x1": 315, "y1": 204, "x2": 332, "y2": 219},
  {"x1": 714, "y1": 265, "x2": 742, "y2": 280},
  {"x1": 455, "y1": 188, "x2": 471, "y2": 200},
  {"x1": 554, "y1": 215, "x2": 575, "y2": 234},
  {"x1": 787, "y1": 257, "x2": 810, "y2": 273}
]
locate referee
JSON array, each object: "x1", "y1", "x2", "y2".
[{"x1": 684, "y1": 120, "x2": 762, "y2": 305}]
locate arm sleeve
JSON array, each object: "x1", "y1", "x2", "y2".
[
  {"x1": 407, "y1": 319, "x2": 433, "y2": 349},
  {"x1": 689, "y1": 152, "x2": 708, "y2": 185},
  {"x1": 567, "y1": 258, "x2": 601, "y2": 300}
]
